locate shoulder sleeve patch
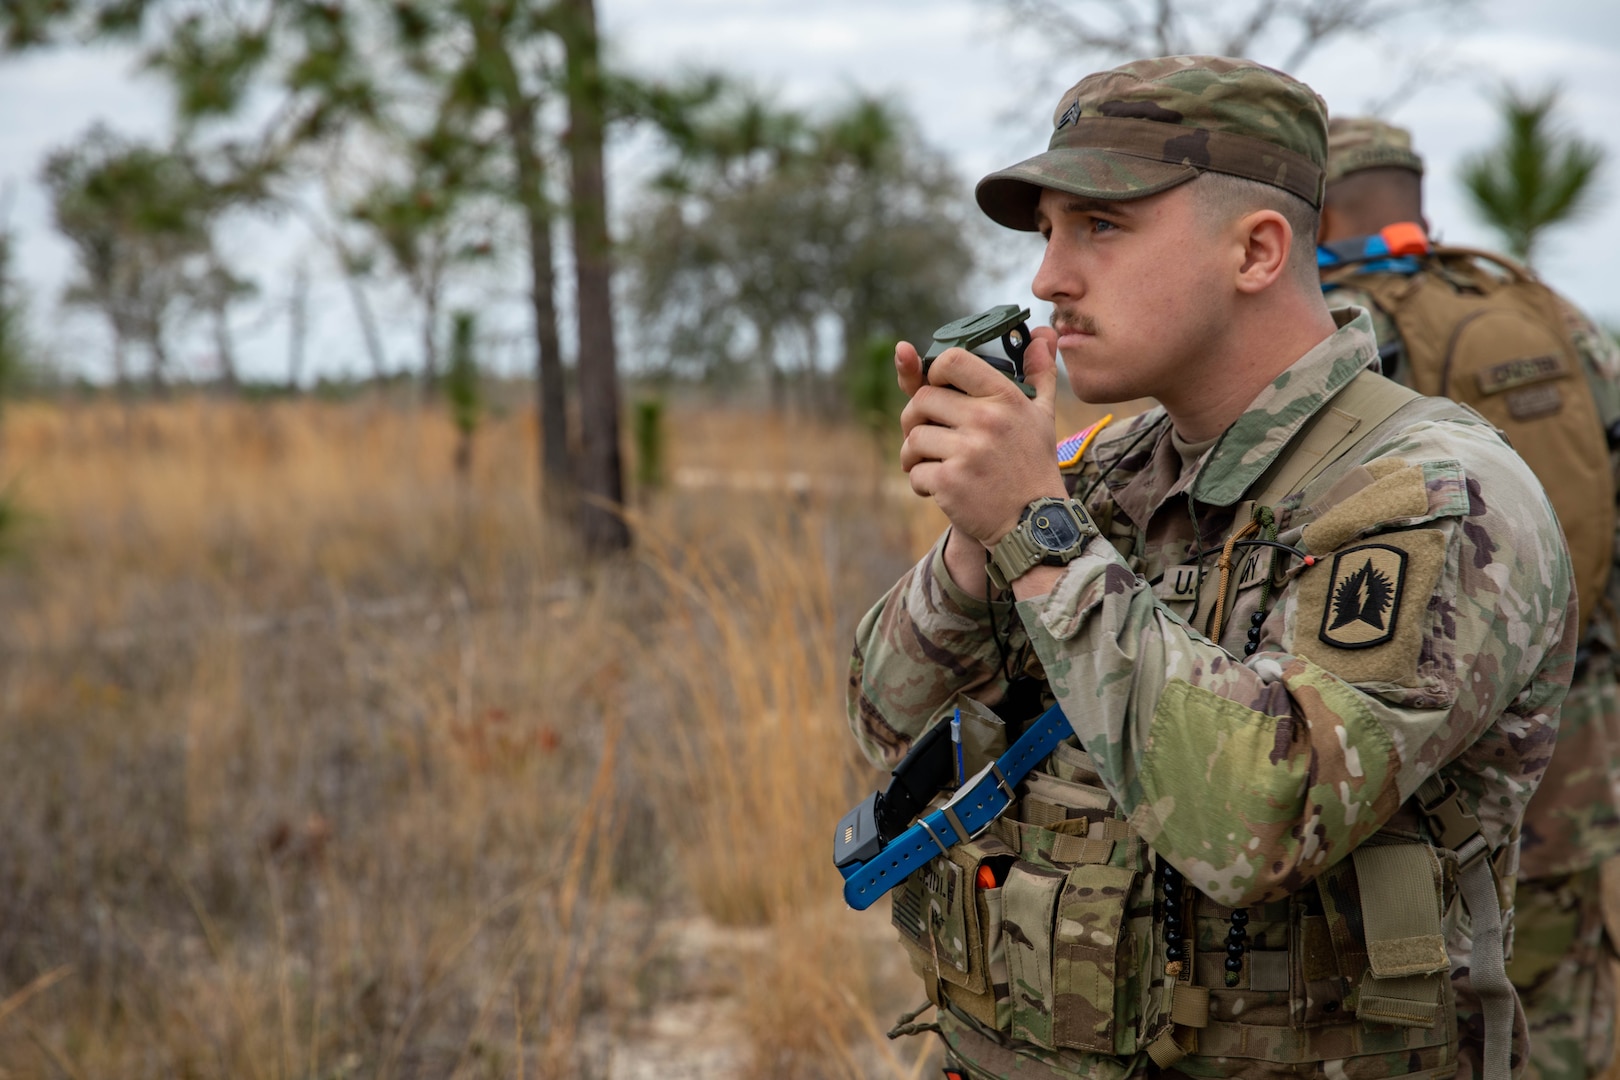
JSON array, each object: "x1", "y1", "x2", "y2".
[
  {"x1": 1291, "y1": 528, "x2": 1448, "y2": 687},
  {"x1": 1301, "y1": 460, "x2": 1468, "y2": 554},
  {"x1": 1057, "y1": 413, "x2": 1114, "y2": 469}
]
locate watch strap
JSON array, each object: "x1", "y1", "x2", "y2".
[
  {"x1": 987, "y1": 497, "x2": 1094, "y2": 591},
  {"x1": 988, "y1": 525, "x2": 1046, "y2": 592}
]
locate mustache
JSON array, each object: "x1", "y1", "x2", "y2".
[{"x1": 1050, "y1": 309, "x2": 1098, "y2": 336}]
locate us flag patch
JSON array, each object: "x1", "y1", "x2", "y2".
[{"x1": 1057, "y1": 414, "x2": 1114, "y2": 468}]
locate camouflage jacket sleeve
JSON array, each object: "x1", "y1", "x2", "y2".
[
  {"x1": 847, "y1": 530, "x2": 1030, "y2": 766},
  {"x1": 850, "y1": 399, "x2": 1575, "y2": 909},
  {"x1": 1018, "y1": 416, "x2": 1573, "y2": 906}
]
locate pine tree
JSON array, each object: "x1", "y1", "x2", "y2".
[{"x1": 1460, "y1": 85, "x2": 1606, "y2": 267}]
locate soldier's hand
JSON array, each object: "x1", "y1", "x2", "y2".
[
  {"x1": 899, "y1": 327, "x2": 1067, "y2": 548},
  {"x1": 894, "y1": 339, "x2": 927, "y2": 399}
]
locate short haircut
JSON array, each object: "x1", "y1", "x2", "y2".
[
  {"x1": 1191, "y1": 171, "x2": 1321, "y2": 287},
  {"x1": 1321, "y1": 166, "x2": 1424, "y2": 232}
]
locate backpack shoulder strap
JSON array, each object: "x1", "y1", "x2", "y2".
[
  {"x1": 1427, "y1": 244, "x2": 1538, "y2": 283},
  {"x1": 1249, "y1": 370, "x2": 1422, "y2": 509},
  {"x1": 1413, "y1": 775, "x2": 1515, "y2": 1080}
]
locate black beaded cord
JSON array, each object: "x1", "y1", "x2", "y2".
[
  {"x1": 1219, "y1": 599, "x2": 1265, "y2": 987},
  {"x1": 1159, "y1": 859, "x2": 1186, "y2": 976},
  {"x1": 1161, "y1": 508, "x2": 1278, "y2": 986},
  {"x1": 1222, "y1": 507, "x2": 1278, "y2": 984},
  {"x1": 1224, "y1": 907, "x2": 1249, "y2": 987}
]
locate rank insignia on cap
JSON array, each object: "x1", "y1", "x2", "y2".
[
  {"x1": 1319, "y1": 543, "x2": 1407, "y2": 650},
  {"x1": 1056, "y1": 98, "x2": 1080, "y2": 131}
]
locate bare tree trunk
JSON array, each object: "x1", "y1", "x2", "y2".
[
  {"x1": 206, "y1": 255, "x2": 238, "y2": 390},
  {"x1": 329, "y1": 234, "x2": 388, "y2": 382},
  {"x1": 109, "y1": 318, "x2": 131, "y2": 398},
  {"x1": 763, "y1": 325, "x2": 783, "y2": 412},
  {"x1": 147, "y1": 325, "x2": 170, "y2": 394},
  {"x1": 512, "y1": 105, "x2": 571, "y2": 518},
  {"x1": 210, "y1": 307, "x2": 238, "y2": 388},
  {"x1": 288, "y1": 263, "x2": 309, "y2": 389},
  {"x1": 562, "y1": 0, "x2": 628, "y2": 554},
  {"x1": 525, "y1": 189, "x2": 570, "y2": 512},
  {"x1": 475, "y1": 17, "x2": 572, "y2": 520},
  {"x1": 421, "y1": 283, "x2": 440, "y2": 397}
]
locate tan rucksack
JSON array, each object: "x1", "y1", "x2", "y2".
[{"x1": 1324, "y1": 246, "x2": 1617, "y2": 634}]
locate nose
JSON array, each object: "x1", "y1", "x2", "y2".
[{"x1": 1032, "y1": 230, "x2": 1081, "y2": 304}]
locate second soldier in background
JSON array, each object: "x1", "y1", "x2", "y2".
[{"x1": 1319, "y1": 117, "x2": 1620, "y2": 1080}]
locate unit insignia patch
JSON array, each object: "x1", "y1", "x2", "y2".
[
  {"x1": 1319, "y1": 544, "x2": 1407, "y2": 649},
  {"x1": 1291, "y1": 528, "x2": 1447, "y2": 687}
]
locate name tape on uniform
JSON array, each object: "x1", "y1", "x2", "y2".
[{"x1": 1152, "y1": 549, "x2": 1272, "y2": 603}]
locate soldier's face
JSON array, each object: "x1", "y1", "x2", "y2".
[{"x1": 1032, "y1": 183, "x2": 1233, "y2": 407}]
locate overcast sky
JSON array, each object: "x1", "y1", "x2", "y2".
[{"x1": 1, "y1": 0, "x2": 1616, "y2": 383}]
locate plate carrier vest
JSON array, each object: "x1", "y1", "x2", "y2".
[{"x1": 886, "y1": 373, "x2": 1519, "y2": 1080}]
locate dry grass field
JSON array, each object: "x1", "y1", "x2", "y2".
[
  {"x1": 0, "y1": 392, "x2": 1103, "y2": 1078},
  {"x1": 7, "y1": 393, "x2": 1617, "y2": 1079}
]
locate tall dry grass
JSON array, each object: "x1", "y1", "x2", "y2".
[{"x1": 0, "y1": 393, "x2": 1007, "y2": 1077}]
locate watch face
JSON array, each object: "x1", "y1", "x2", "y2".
[{"x1": 1029, "y1": 503, "x2": 1083, "y2": 552}]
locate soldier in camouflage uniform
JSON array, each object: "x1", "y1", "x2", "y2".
[
  {"x1": 846, "y1": 57, "x2": 1577, "y2": 1080},
  {"x1": 1319, "y1": 118, "x2": 1620, "y2": 1080}
]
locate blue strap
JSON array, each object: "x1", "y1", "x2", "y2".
[
  {"x1": 839, "y1": 703, "x2": 1075, "y2": 911},
  {"x1": 1317, "y1": 236, "x2": 1421, "y2": 286}
]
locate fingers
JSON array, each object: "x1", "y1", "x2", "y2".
[
  {"x1": 927, "y1": 347, "x2": 1024, "y2": 399},
  {"x1": 1025, "y1": 325, "x2": 1057, "y2": 375},
  {"x1": 1022, "y1": 329, "x2": 1060, "y2": 420},
  {"x1": 895, "y1": 340, "x2": 925, "y2": 398},
  {"x1": 906, "y1": 459, "x2": 941, "y2": 498},
  {"x1": 899, "y1": 421, "x2": 958, "y2": 474},
  {"x1": 900, "y1": 375, "x2": 978, "y2": 441},
  {"x1": 902, "y1": 339, "x2": 1060, "y2": 444}
]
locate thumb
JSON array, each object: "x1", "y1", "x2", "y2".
[
  {"x1": 895, "y1": 340, "x2": 925, "y2": 399},
  {"x1": 1023, "y1": 327, "x2": 1060, "y2": 419}
]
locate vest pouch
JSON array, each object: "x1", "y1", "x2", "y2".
[
  {"x1": 1319, "y1": 841, "x2": 1454, "y2": 1032},
  {"x1": 1003, "y1": 861, "x2": 1067, "y2": 1047},
  {"x1": 1053, "y1": 861, "x2": 1141, "y2": 1054},
  {"x1": 1354, "y1": 844, "x2": 1451, "y2": 1028},
  {"x1": 892, "y1": 831, "x2": 1017, "y2": 1023},
  {"x1": 987, "y1": 812, "x2": 1152, "y2": 1055},
  {"x1": 953, "y1": 694, "x2": 1009, "y2": 779},
  {"x1": 980, "y1": 883, "x2": 1013, "y2": 1031}
]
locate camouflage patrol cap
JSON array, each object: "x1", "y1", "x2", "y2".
[
  {"x1": 976, "y1": 55, "x2": 1329, "y2": 231},
  {"x1": 1325, "y1": 116, "x2": 1424, "y2": 184}
]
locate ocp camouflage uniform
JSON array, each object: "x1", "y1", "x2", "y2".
[
  {"x1": 1321, "y1": 117, "x2": 1620, "y2": 1080},
  {"x1": 852, "y1": 304, "x2": 1576, "y2": 1079}
]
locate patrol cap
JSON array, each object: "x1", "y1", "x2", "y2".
[
  {"x1": 976, "y1": 55, "x2": 1329, "y2": 231},
  {"x1": 1325, "y1": 116, "x2": 1424, "y2": 184}
]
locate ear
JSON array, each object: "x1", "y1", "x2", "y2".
[{"x1": 1233, "y1": 209, "x2": 1291, "y2": 295}]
